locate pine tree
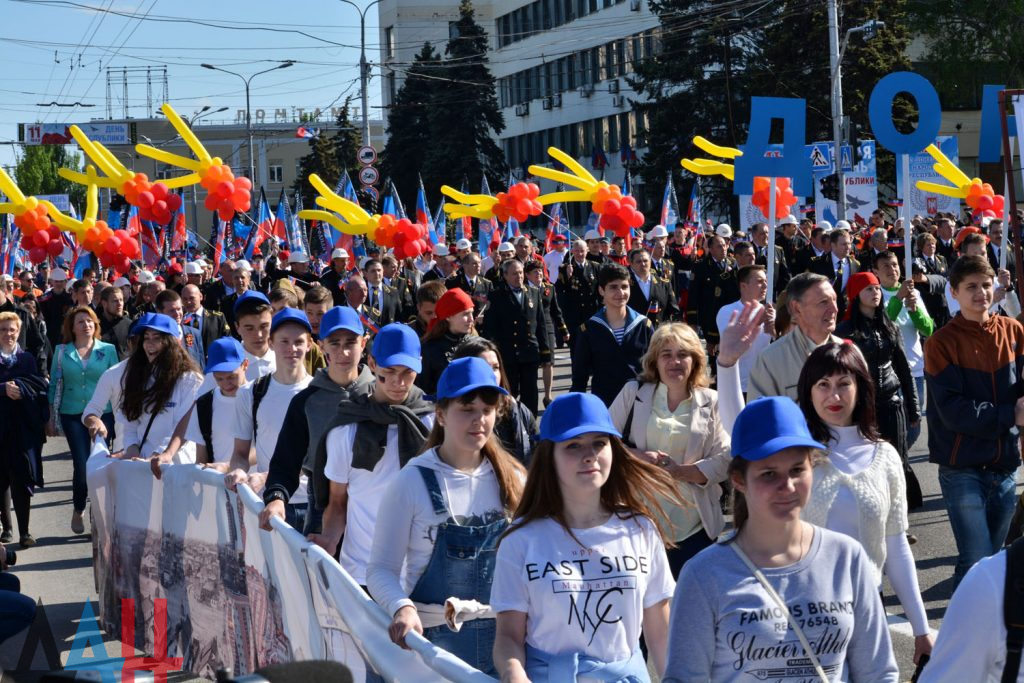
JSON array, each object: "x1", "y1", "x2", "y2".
[
  {"x1": 331, "y1": 95, "x2": 361, "y2": 174},
  {"x1": 293, "y1": 129, "x2": 340, "y2": 209},
  {"x1": 420, "y1": 0, "x2": 506, "y2": 203},
  {"x1": 380, "y1": 43, "x2": 442, "y2": 204}
]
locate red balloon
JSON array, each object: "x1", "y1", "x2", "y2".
[
  {"x1": 235, "y1": 177, "x2": 253, "y2": 191},
  {"x1": 46, "y1": 239, "x2": 64, "y2": 257},
  {"x1": 218, "y1": 207, "x2": 235, "y2": 221},
  {"x1": 20, "y1": 234, "x2": 34, "y2": 250},
  {"x1": 138, "y1": 191, "x2": 155, "y2": 209},
  {"x1": 217, "y1": 181, "x2": 235, "y2": 198},
  {"x1": 32, "y1": 231, "x2": 49, "y2": 248},
  {"x1": 406, "y1": 240, "x2": 424, "y2": 258},
  {"x1": 166, "y1": 193, "x2": 182, "y2": 212},
  {"x1": 29, "y1": 247, "x2": 47, "y2": 264},
  {"x1": 976, "y1": 194, "x2": 994, "y2": 211}
]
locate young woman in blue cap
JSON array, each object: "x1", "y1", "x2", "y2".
[
  {"x1": 717, "y1": 302, "x2": 933, "y2": 666},
  {"x1": 116, "y1": 313, "x2": 203, "y2": 466},
  {"x1": 366, "y1": 357, "x2": 524, "y2": 674},
  {"x1": 662, "y1": 396, "x2": 898, "y2": 682},
  {"x1": 491, "y1": 392, "x2": 679, "y2": 682}
]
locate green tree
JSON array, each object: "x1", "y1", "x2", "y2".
[
  {"x1": 906, "y1": 0, "x2": 1024, "y2": 109},
  {"x1": 331, "y1": 96, "x2": 361, "y2": 176},
  {"x1": 14, "y1": 144, "x2": 86, "y2": 214},
  {"x1": 420, "y1": 0, "x2": 506, "y2": 204},
  {"x1": 629, "y1": 1, "x2": 766, "y2": 218},
  {"x1": 380, "y1": 42, "x2": 442, "y2": 204}
]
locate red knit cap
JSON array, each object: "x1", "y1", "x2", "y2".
[
  {"x1": 429, "y1": 288, "x2": 474, "y2": 332},
  {"x1": 846, "y1": 271, "x2": 879, "y2": 319}
]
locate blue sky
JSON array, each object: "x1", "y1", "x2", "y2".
[{"x1": 0, "y1": 0, "x2": 380, "y2": 168}]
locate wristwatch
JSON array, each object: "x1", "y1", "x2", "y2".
[
  {"x1": 656, "y1": 455, "x2": 673, "y2": 468},
  {"x1": 264, "y1": 490, "x2": 288, "y2": 506}
]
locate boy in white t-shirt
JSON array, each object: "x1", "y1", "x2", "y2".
[
  {"x1": 223, "y1": 307, "x2": 313, "y2": 529},
  {"x1": 235, "y1": 290, "x2": 276, "y2": 381},
  {"x1": 185, "y1": 337, "x2": 249, "y2": 465},
  {"x1": 315, "y1": 323, "x2": 435, "y2": 585}
]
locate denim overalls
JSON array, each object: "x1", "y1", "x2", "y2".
[{"x1": 407, "y1": 466, "x2": 507, "y2": 675}]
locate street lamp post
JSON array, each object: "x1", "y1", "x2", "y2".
[
  {"x1": 827, "y1": 3, "x2": 884, "y2": 221},
  {"x1": 186, "y1": 106, "x2": 228, "y2": 231},
  {"x1": 200, "y1": 62, "x2": 294, "y2": 189},
  {"x1": 338, "y1": 0, "x2": 383, "y2": 146}
]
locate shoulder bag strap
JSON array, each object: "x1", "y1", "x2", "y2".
[
  {"x1": 138, "y1": 409, "x2": 159, "y2": 454},
  {"x1": 621, "y1": 382, "x2": 642, "y2": 448},
  {"x1": 729, "y1": 541, "x2": 831, "y2": 683}
]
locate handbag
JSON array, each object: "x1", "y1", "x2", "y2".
[
  {"x1": 730, "y1": 540, "x2": 831, "y2": 683},
  {"x1": 51, "y1": 344, "x2": 65, "y2": 437}
]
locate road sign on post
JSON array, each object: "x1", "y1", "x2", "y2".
[
  {"x1": 357, "y1": 146, "x2": 377, "y2": 165},
  {"x1": 358, "y1": 166, "x2": 380, "y2": 186}
]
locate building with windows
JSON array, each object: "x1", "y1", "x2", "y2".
[{"x1": 378, "y1": 0, "x2": 660, "y2": 226}]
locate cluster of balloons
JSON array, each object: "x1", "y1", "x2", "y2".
[
  {"x1": 591, "y1": 185, "x2": 644, "y2": 237},
  {"x1": 372, "y1": 215, "x2": 429, "y2": 259},
  {"x1": 751, "y1": 176, "x2": 798, "y2": 220},
  {"x1": 963, "y1": 179, "x2": 1006, "y2": 219},
  {"x1": 80, "y1": 220, "x2": 141, "y2": 272},
  {"x1": 493, "y1": 182, "x2": 543, "y2": 223},
  {"x1": 15, "y1": 205, "x2": 61, "y2": 264},
  {"x1": 200, "y1": 164, "x2": 253, "y2": 221},
  {"x1": 136, "y1": 182, "x2": 183, "y2": 225}
]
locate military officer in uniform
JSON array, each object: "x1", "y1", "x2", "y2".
[
  {"x1": 626, "y1": 247, "x2": 679, "y2": 326},
  {"x1": 555, "y1": 238, "x2": 599, "y2": 356},
  {"x1": 482, "y1": 258, "x2": 549, "y2": 415},
  {"x1": 646, "y1": 224, "x2": 675, "y2": 284},
  {"x1": 687, "y1": 234, "x2": 739, "y2": 359},
  {"x1": 445, "y1": 252, "x2": 493, "y2": 319}
]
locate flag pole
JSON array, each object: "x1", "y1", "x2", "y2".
[{"x1": 767, "y1": 177, "x2": 777, "y2": 305}]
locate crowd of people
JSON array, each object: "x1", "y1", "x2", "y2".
[{"x1": 1, "y1": 207, "x2": 1023, "y2": 681}]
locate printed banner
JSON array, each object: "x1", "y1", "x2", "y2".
[
  {"x1": 811, "y1": 140, "x2": 879, "y2": 225},
  {"x1": 87, "y1": 443, "x2": 491, "y2": 682},
  {"x1": 895, "y1": 135, "x2": 960, "y2": 218}
]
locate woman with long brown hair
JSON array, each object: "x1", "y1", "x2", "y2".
[
  {"x1": 117, "y1": 313, "x2": 202, "y2": 464},
  {"x1": 491, "y1": 392, "x2": 680, "y2": 682},
  {"x1": 451, "y1": 336, "x2": 537, "y2": 465},
  {"x1": 366, "y1": 357, "x2": 524, "y2": 674}
]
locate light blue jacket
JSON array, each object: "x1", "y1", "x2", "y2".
[{"x1": 47, "y1": 340, "x2": 119, "y2": 415}]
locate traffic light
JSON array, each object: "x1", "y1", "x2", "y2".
[{"x1": 820, "y1": 173, "x2": 840, "y2": 201}]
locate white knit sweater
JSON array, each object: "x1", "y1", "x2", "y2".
[{"x1": 802, "y1": 425, "x2": 908, "y2": 586}]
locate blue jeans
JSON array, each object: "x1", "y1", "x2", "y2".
[
  {"x1": 0, "y1": 572, "x2": 35, "y2": 644},
  {"x1": 61, "y1": 413, "x2": 115, "y2": 513},
  {"x1": 285, "y1": 503, "x2": 307, "y2": 533},
  {"x1": 938, "y1": 465, "x2": 1017, "y2": 587}
]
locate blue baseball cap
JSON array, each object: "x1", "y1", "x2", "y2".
[
  {"x1": 731, "y1": 397, "x2": 826, "y2": 462},
  {"x1": 270, "y1": 307, "x2": 312, "y2": 335},
  {"x1": 128, "y1": 312, "x2": 156, "y2": 337},
  {"x1": 319, "y1": 306, "x2": 364, "y2": 339},
  {"x1": 539, "y1": 393, "x2": 621, "y2": 442},
  {"x1": 431, "y1": 357, "x2": 509, "y2": 401},
  {"x1": 233, "y1": 290, "x2": 270, "y2": 314},
  {"x1": 371, "y1": 323, "x2": 421, "y2": 372},
  {"x1": 131, "y1": 312, "x2": 181, "y2": 339},
  {"x1": 206, "y1": 337, "x2": 245, "y2": 374}
]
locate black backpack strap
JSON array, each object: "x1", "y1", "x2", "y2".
[
  {"x1": 1004, "y1": 537, "x2": 1024, "y2": 683},
  {"x1": 251, "y1": 374, "x2": 273, "y2": 443},
  {"x1": 195, "y1": 390, "x2": 215, "y2": 460},
  {"x1": 621, "y1": 382, "x2": 643, "y2": 448}
]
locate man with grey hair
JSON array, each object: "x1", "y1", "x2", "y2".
[
  {"x1": 857, "y1": 228, "x2": 895, "y2": 274},
  {"x1": 734, "y1": 272, "x2": 841, "y2": 401},
  {"x1": 556, "y1": 238, "x2": 599, "y2": 355}
]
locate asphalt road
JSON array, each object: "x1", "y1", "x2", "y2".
[{"x1": 0, "y1": 348, "x2": 999, "y2": 681}]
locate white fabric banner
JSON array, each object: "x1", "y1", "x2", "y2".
[{"x1": 87, "y1": 441, "x2": 495, "y2": 682}]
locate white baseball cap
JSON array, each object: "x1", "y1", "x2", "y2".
[
  {"x1": 497, "y1": 242, "x2": 515, "y2": 253},
  {"x1": 184, "y1": 262, "x2": 203, "y2": 275},
  {"x1": 234, "y1": 259, "x2": 253, "y2": 272},
  {"x1": 835, "y1": 220, "x2": 852, "y2": 231},
  {"x1": 715, "y1": 223, "x2": 733, "y2": 239},
  {"x1": 331, "y1": 247, "x2": 349, "y2": 260},
  {"x1": 780, "y1": 214, "x2": 798, "y2": 226},
  {"x1": 135, "y1": 270, "x2": 155, "y2": 284},
  {"x1": 49, "y1": 268, "x2": 68, "y2": 282},
  {"x1": 646, "y1": 225, "x2": 669, "y2": 239},
  {"x1": 288, "y1": 251, "x2": 310, "y2": 264},
  {"x1": 583, "y1": 229, "x2": 602, "y2": 241},
  {"x1": 113, "y1": 276, "x2": 131, "y2": 288},
  {"x1": 433, "y1": 244, "x2": 450, "y2": 257},
  {"x1": 455, "y1": 238, "x2": 472, "y2": 251},
  {"x1": 359, "y1": 256, "x2": 372, "y2": 270}
]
